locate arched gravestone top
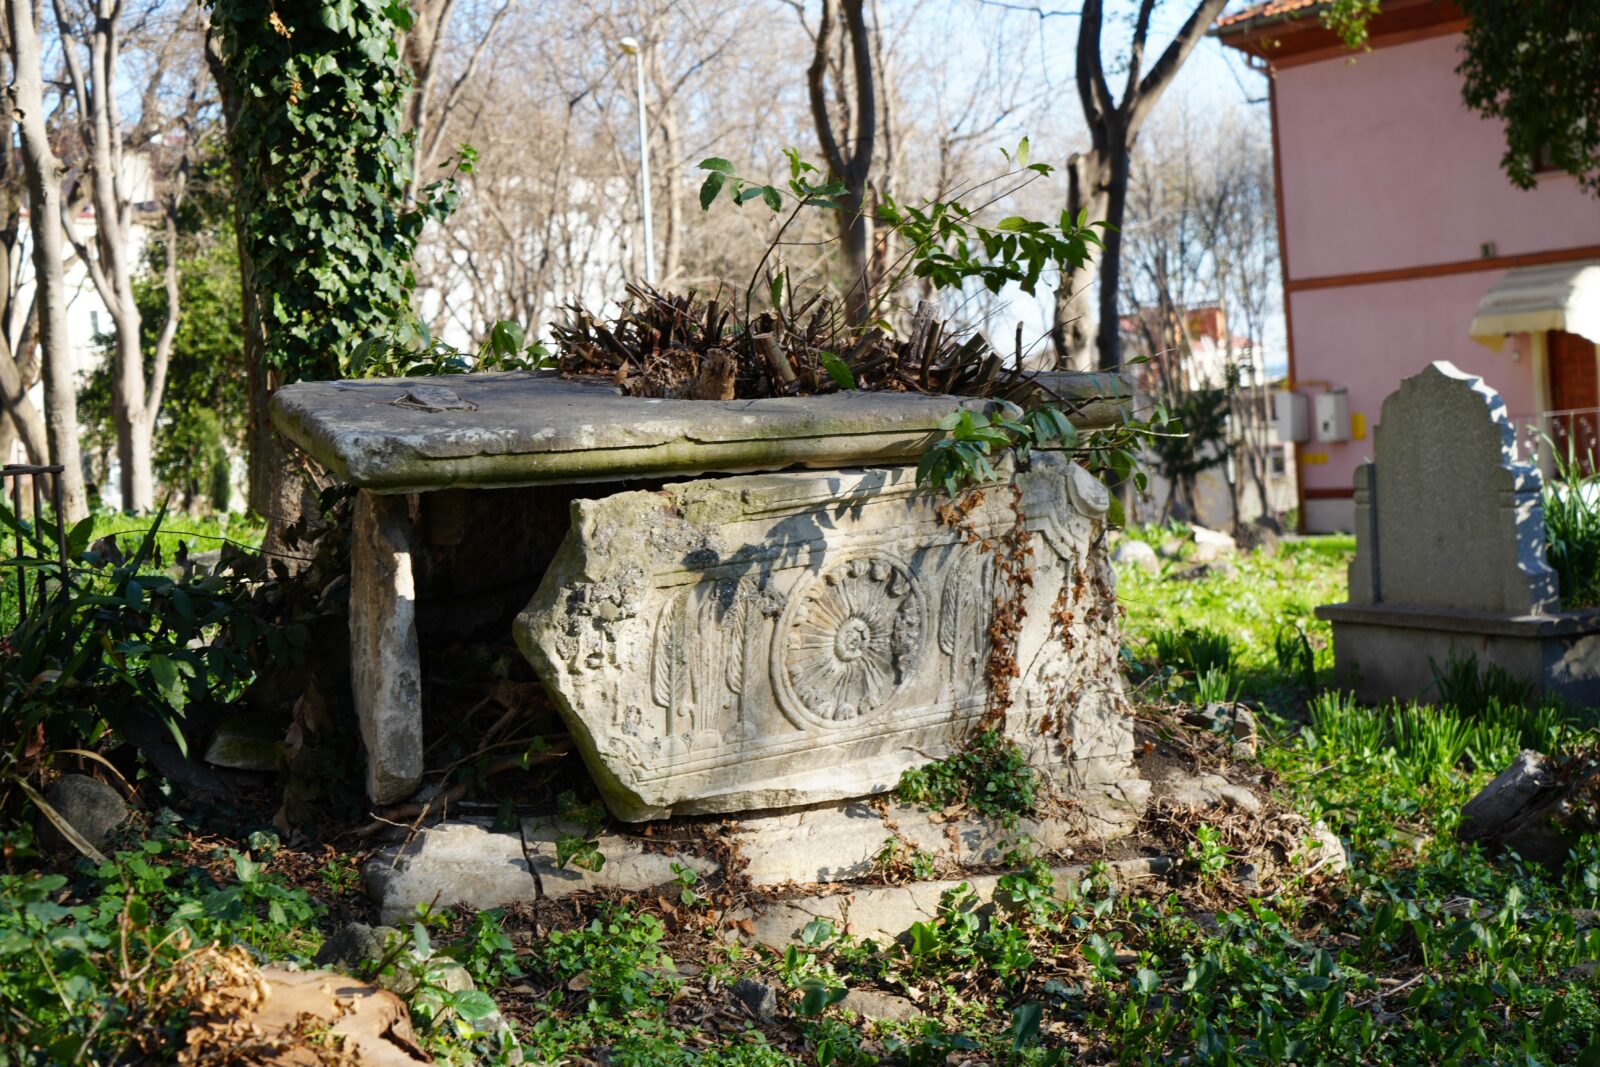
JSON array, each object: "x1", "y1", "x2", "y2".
[{"x1": 1350, "y1": 360, "x2": 1557, "y2": 615}]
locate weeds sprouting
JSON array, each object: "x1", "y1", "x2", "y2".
[
  {"x1": 896, "y1": 727, "x2": 1037, "y2": 824},
  {"x1": 1428, "y1": 647, "x2": 1536, "y2": 713},
  {"x1": 1542, "y1": 437, "x2": 1600, "y2": 609},
  {"x1": 1146, "y1": 625, "x2": 1234, "y2": 677}
]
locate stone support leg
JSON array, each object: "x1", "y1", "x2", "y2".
[{"x1": 350, "y1": 490, "x2": 423, "y2": 804}]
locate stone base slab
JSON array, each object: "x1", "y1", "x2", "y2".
[
  {"x1": 1317, "y1": 601, "x2": 1600, "y2": 704},
  {"x1": 364, "y1": 817, "x2": 720, "y2": 923},
  {"x1": 364, "y1": 781, "x2": 1149, "y2": 922},
  {"x1": 727, "y1": 856, "x2": 1170, "y2": 950}
]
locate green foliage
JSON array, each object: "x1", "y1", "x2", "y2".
[
  {"x1": 1541, "y1": 441, "x2": 1600, "y2": 608},
  {"x1": 0, "y1": 833, "x2": 323, "y2": 1059},
  {"x1": 1429, "y1": 647, "x2": 1537, "y2": 713},
  {"x1": 1185, "y1": 823, "x2": 1231, "y2": 882},
  {"x1": 915, "y1": 404, "x2": 1082, "y2": 498},
  {"x1": 896, "y1": 728, "x2": 1037, "y2": 824},
  {"x1": 1457, "y1": 0, "x2": 1600, "y2": 197},
  {"x1": 1190, "y1": 666, "x2": 1238, "y2": 705},
  {"x1": 0, "y1": 507, "x2": 254, "y2": 791},
  {"x1": 1145, "y1": 381, "x2": 1230, "y2": 493},
  {"x1": 375, "y1": 918, "x2": 520, "y2": 1060},
  {"x1": 203, "y1": 0, "x2": 449, "y2": 382},
  {"x1": 540, "y1": 905, "x2": 676, "y2": 1015},
  {"x1": 1273, "y1": 622, "x2": 1317, "y2": 693},
  {"x1": 552, "y1": 790, "x2": 607, "y2": 873},
  {"x1": 1118, "y1": 533, "x2": 1347, "y2": 706},
  {"x1": 346, "y1": 318, "x2": 553, "y2": 379},
  {"x1": 83, "y1": 161, "x2": 246, "y2": 511},
  {"x1": 699, "y1": 140, "x2": 1103, "y2": 302},
  {"x1": 1145, "y1": 625, "x2": 1233, "y2": 678}
]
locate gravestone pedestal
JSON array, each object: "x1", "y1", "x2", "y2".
[{"x1": 1319, "y1": 361, "x2": 1600, "y2": 702}]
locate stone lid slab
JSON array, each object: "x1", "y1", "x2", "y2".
[{"x1": 270, "y1": 370, "x2": 1134, "y2": 492}]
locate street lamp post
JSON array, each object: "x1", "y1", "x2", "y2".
[{"x1": 619, "y1": 36, "x2": 655, "y2": 285}]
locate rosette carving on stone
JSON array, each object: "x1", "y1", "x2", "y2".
[{"x1": 773, "y1": 556, "x2": 927, "y2": 727}]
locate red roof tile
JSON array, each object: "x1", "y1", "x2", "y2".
[{"x1": 1216, "y1": 0, "x2": 1322, "y2": 31}]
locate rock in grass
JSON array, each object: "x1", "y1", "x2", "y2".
[
  {"x1": 1460, "y1": 751, "x2": 1559, "y2": 841},
  {"x1": 1154, "y1": 771, "x2": 1261, "y2": 813},
  {"x1": 314, "y1": 922, "x2": 399, "y2": 973},
  {"x1": 1189, "y1": 525, "x2": 1238, "y2": 562},
  {"x1": 38, "y1": 774, "x2": 128, "y2": 855},
  {"x1": 1182, "y1": 703, "x2": 1259, "y2": 759},
  {"x1": 1457, "y1": 749, "x2": 1585, "y2": 867},
  {"x1": 1305, "y1": 822, "x2": 1348, "y2": 876},
  {"x1": 841, "y1": 988, "x2": 923, "y2": 1022},
  {"x1": 732, "y1": 976, "x2": 778, "y2": 1019},
  {"x1": 1113, "y1": 539, "x2": 1160, "y2": 574},
  {"x1": 1171, "y1": 559, "x2": 1239, "y2": 582},
  {"x1": 1235, "y1": 521, "x2": 1281, "y2": 556},
  {"x1": 203, "y1": 712, "x2": 286, "y2": 772}
]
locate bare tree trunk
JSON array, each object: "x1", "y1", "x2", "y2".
[
  {"x1": 806, "y1": 0, "x2": 878, "y2": 326},
  {"x1": 53, "y1": 0, "x2": 184, "y2": 514},
  {"x1": 4, "y1": 0, "x2": 87, "y2": 520},
  {"x1": 1051, "y1": 153, "x2": 1108, "y2": 371},
  {"x1": 1051, "y1": 0, "x2": 1230, "y2": 371}
]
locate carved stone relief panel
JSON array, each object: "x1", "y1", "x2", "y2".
[{"x1": 515, "y1": 453, "x2": 1131, "y2": 822}]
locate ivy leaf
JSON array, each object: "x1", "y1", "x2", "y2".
[
  {"x1": 452, "y1": 990, "x2": 499, "y2": 1021},
  {"x1": 698, "y1": 172, "x2": 726, "y2": 211},
  {"x1": 818, "y1": 352, "x2": 855, "y2": 390},
  {"x1": 799, "y1": 978, "x2": 847, "y2": 1016},
  {"x1": 1010, "y1": 1002, "x2": 1043, "y2": 1048}
]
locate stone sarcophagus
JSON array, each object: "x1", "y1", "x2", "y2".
[
  {"x1": 516, "y1": 452, "x2": 1131, "y2": 822},
  {"x1": 271, "y1": 369, "x2": 1138, "y2": 812}
]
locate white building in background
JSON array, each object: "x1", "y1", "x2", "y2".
[{"x1": 413, "y1": 175, "x2": 634, "y2": 350}]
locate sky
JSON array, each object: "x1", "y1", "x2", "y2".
[{"x1": 931, "y1": 0, "x2": 1288, "y2": 373}]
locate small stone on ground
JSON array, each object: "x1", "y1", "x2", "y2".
[{"x1": 39, "y1": 774, "x2": 128, "y2": 855}]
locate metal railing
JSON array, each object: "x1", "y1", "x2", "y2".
[{"x1": 1, "y1": 464, "x2": 70, "y2": 623}]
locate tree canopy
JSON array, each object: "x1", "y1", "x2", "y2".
[{"x1": 1456, "y1": 0, "x2": 1600, "y2": 197}]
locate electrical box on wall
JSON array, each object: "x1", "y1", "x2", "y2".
[
  {"x1": 1273, "y1": 391, "x2": 1309, "y2": 443},
  {"x1": 1315, "y1": 390, "x2": 1351, "y2": 443}
]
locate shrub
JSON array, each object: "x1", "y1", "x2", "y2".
[
  {"x1": 0, "y1": 508, "x2": 256, "y2": 838},
  {"x1": 1542, "y1": 439, "x2": 1600, "y2": 609},
  {"x1": 897, "y1": 728, "x2": 1037, "y2": 823},
  {"x1": 0, "y1": 836, "x2": 322, "y2": 1059}
]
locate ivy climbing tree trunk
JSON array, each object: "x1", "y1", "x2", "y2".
[
  {"x1": 205, "y1": 0, "x2": 429, "y2": 559},
  {"x1": 3, "y1": 0, "x2": 88, "y2": 520}
]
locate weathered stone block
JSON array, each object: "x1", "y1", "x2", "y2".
[
  {"x1": 516, "y1": 452, "x2": 1131, "y2": 822},
  {"x1": 350, "y1": 491, "x2": 424, "y2": 804}
]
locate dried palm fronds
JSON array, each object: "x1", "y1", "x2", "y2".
[{"x1": 550, "y1": 284, "x2": 1049, "y2": 404}]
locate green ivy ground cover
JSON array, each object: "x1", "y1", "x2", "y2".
[{"x1": 8, "y1": 527, "x2": 1600, "y2": 1064}]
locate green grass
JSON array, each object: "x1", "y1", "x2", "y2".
[
  {"x1": 82, "y1": 508, "x2": 265, "y2": 563},
  {"x1": 1116, "y1": 530, "x2": 1350, "y2": 705}
]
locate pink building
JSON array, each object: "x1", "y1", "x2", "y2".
[{"x1": 1217, "y1": 0, "x2": 1600, "y2": 532}]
